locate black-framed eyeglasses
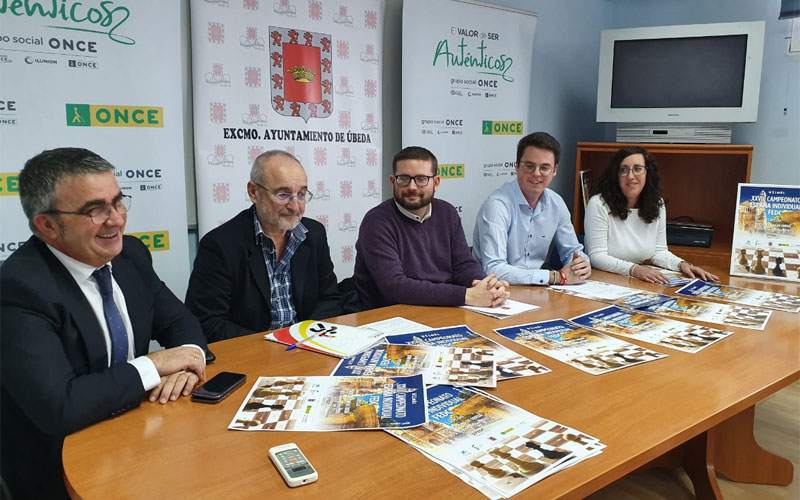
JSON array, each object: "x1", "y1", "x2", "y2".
[
  {"x1": 394, "y1": 174, "x2": 435, "y2": 187},
  {"x1": 516, "y1": 162, "x2": 554, "y2": 175},
  {"x1": 253, "y1": 182, "x2": 313, "y2": 204},
  {"x1": 618, "y1": 165, "x2": 647, "y2": 176},
  {"x1": 42, "y1": 195, "x2": 131, "y2": 225}
]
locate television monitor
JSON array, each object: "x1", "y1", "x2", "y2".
[{"x1": 596, "y1": 21, "x2": 765, "y2": 124}]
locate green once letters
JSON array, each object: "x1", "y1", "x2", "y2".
[{"x1": 432, "y1": 37, "x2": 514, "y2": 82}]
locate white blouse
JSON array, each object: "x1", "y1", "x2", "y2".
[{"x1": 584, "y1": 194, "x2": 683, "y2": 276}]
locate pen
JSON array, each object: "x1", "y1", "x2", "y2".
[{"x1": 285, "y1": 330, "x2": 325, "y2": 351}]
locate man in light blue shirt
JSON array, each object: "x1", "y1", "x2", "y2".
[{"x1": 473, "y1": 132, "x2": 592, "y2": 286}]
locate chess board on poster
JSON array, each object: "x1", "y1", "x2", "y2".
[{"x1": 730, "y1": 184, "x2": 800, "y2": 283}]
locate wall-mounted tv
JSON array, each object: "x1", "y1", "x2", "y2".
[{"x1": 596, "y1": 21, "x2": 765, "y2": 124}]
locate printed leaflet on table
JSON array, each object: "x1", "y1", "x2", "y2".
[
  {"x1": 675, "y1": 279, "x2": 800, "y2": 313},
  {"x1": 229, "y1": 375, "x2": 427, "y2": 431},
  {"x1": 332, "y1": 344, "x2": 497, "y2": 387},
  {"x1": 494, "y1": 319, "x2": 667, "y2": 375},
  {"x1": 385, "y1": 325, "x2": 550, "y2": 379},
  {"x1": 570, "y1": 305, "x2": 732, "y2": 353},
  {"x1": 387, "y1": 385, "x2": 604, "y2": 499},
  {"x1": 462, "y1": 299, "x2": 541, "y2": 319},
  {"x1": 550, "y1": 280, "x2": 772, "y2": 330},
  {"x1": 264, "y1": 320, "x2": 385, "y2": 357},
  {"x1": 730, "y1": 184, "x2": 800, "y2": 283}
]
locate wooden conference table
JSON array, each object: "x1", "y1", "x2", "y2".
[{"x1": 63, "y1": 268, "x2": 799, "y2": 500}]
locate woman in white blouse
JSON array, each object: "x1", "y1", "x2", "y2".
[{"x1": 584, "y1": 146, "x2": 718, "y2": 284}]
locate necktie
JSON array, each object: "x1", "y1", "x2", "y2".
[{"x1": 92, "y1": 265, "x2": 129, "y2": 365}]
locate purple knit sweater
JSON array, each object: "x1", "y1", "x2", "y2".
[{"x1": 354, "y1": 199, "x2": 486, "y2": 309}]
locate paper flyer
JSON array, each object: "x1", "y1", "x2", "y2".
[
  {"x1": 264, "y1": 320, "x2": 385, "y2": 357},
  {"x1": 462, "y1": 299, "x2": 541, "y2": 319},
  {"x1": 360, "y1": 317, "x2": 430, "y2": 335},
  {"x1": 550, "y1": 280, "x2": 669, "y2": 309},
  {"x1": 638, "y1": 296, "x2": 773, "y2": 330},
  {"x1": 385, "y1": 325, "x2": 550, "y2": 379},
  {"x1": 494, "y1": 319, "x2": 668, "y2": 375},
  {"x1": 332, "y1": 344, "x2": 497, "y2": 387},
  {"x1": 570, "y1": 305, "x2": 732, "y2": 353},
  {"x1": 387, "y1": 386, "x2": 604, "y2": 498},
  {"x1": 730, "y1": 184, "x2": 800, "y2": 283},
  {"x1": 550, "y1": 280, "x2": 773, "y2": 330},
  {"x1": 675, "y1": 279, "x2": 800, "y2": 313},
  {"x1": 229, "y1": 375, "x2": 427, "y2": 431}
]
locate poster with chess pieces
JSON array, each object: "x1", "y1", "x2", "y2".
[
  {"x1": 387, "y1": 385, "x2": 604, "y2": 499},
  {"x1": 730, "y1": 184, "x2": 800, "y2": 283},
  {"x1": 332, "y1": 344, "x2": 497, "y2": 387},
  {"x1": 229, "y1": 375, "x2": 427, "y2": 431}
]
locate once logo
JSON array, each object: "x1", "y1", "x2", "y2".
[
  {"x1": 127, "y1": 231, "x2": 170, "y2": 251},
  {"x1": 0, "y1": 240, "x2": 28, "y2": 253},
  {"x1": 482, "y1": 121, "x2": 523, "y2": 135},
  {"x1": 437, "y1": 164, "x2": 464, "y2": 179},
  {"x1": 0, "y1": 173, "x2": 20, "y2": 196},
  {"x1": 66, "y1": 104, "x2": 163, "y2": 128}
]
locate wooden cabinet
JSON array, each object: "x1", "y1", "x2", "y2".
[{"x1": 573, "y1": 142, "x2": 752, "y2": 267}]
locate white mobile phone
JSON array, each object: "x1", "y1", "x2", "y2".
[{"x1": 268, "y1": 443, "x2": 318, "y2": 487}]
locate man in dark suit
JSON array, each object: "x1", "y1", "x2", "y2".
[
  {"x1": 0, "y1": 148, "x2": 208, "y2": 500},
  {"x1": 186, "y1": 150, "x2": 342, "y2": 342}
]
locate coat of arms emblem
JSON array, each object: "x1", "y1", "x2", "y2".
[{"x1": 269, "y1": 26, "x2": 332, "y2": 123}]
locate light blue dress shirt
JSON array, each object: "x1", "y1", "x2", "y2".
[{"x1": 472, "y1": 180, "x2": 587, "y2": 285}]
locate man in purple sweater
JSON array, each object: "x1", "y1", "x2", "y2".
[{"x1": 354, "y1": 146, "x2": 510, "y2": 310}]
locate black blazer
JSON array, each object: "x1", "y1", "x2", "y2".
[
  {"x1": 0, "y1": 235, "x2": 207, "y2": 500},
  {"x1": 185, "y1": 207, "x2": 343, "y2": 342}
]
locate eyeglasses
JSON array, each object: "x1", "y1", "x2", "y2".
[
  {"x1": 394, "y1": 174, "x2": 435, "y2": 187},
  {"x1": 618, "y1": 165, "x2": 647, "y2": 176},
  {"x1": 517, "y1": 162, "x2": 554, "y2": 175},
  {"x1": 253, "y1": 182, "x2": 313, "y2": 204},
  {"x1": 43, "y1": 195, "x2": 131, "y2": 225}
]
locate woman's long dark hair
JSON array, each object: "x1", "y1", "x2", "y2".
[{"x1": 595, "y1": 146, "x2": 663, "y2": 223}]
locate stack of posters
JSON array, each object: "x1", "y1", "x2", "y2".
[
  {"x1": 388, "y1": 385, "x2": 604, "y2": 499},
  {"x1": 676, "y1": 279, "x2": 800, "y2": 313},
  {"x1": 264, "y1": 320, "x2": 385, "y2": 357},
  {"x1": 228, "y1": 375, "x2": 427, "y2": 431},
  {"x1": 385, "y1": 325, "x2": 550, "y2": 379},
  {"x1": 730, "y1": 184, "x2": 800, "y2": 283},
  {"x1": 332, "y1": 344, "x2": 497, "y2": 387},
  {"x1": 462, "y1": 299, "x2": 541, "y2": 319},
  {"x1": 550, "y1": 280, "x2": 772, "y2": 330},
  {"x1": 494, "y1": 320, "x2": 667, "y2": 375},
  {"x1": 570, "y1": 306, "x2": 732, "y2": 353}
]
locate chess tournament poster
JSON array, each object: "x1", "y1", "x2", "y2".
[
  {"x1": 569, "y1": 305, "x2": 732, "y2": 354},
  {"x1": 229, "y1": 374, "x2": 427, "y2": 431},
  {"x1": 387, "y1": 385, "x2": 604, "y2": 499},
  {"x1": 385, "y1": 325, "x2": 550, "y2": 379},
  {"x1": 730, "y1": 184, "x2": 800, "y2": 283},
  {"x1": 332, "y1": 344, "x2": 497, "y2": 387},
  {"x1": 494, "y1": 319, "x2": 668, "y2": 375}
]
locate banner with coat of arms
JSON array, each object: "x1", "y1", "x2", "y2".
[
  {"x1": 0, "y1": 1, "x2": 193, "y2": 297},
  {"x1": 191, "y1": 0, "x2": 385, "y2": 279},
  {"x1": 402, "y1": 0, "x2": 537, "y2": 246}
]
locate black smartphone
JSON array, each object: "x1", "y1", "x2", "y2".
[{"x1": 191, "y1": 371, "x2": 246, "y2": 404}]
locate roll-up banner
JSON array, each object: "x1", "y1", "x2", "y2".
[
  {"x1": 402, "y1": 0, "x2": 536, "y2": 245},
  {"x1": 190, "y1": 0, "x2": 385, "y2": 279},
  {"x1": 0, "y1": 1, "x2": 193, "y2": 297}
]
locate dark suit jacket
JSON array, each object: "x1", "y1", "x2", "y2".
[
  {"x1": 0, "y1": 235, "x2": 207, "y2": 500},
  {"x1": 185, "y1": 207, "x2": 343, "y2": 342}
]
